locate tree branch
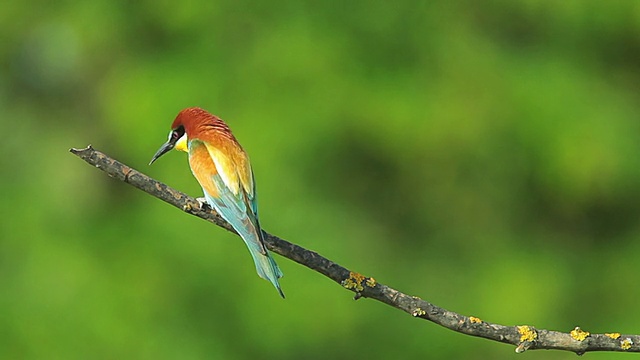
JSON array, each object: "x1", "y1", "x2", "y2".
[{"x1": 70, "y1": 145, "x2": 639, "y2": 355}]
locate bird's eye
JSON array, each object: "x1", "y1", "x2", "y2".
[{"x1": 170, "y1": 126, "x2": 185, "y2": 142}]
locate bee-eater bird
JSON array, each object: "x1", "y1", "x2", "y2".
[{"x1": 149, "y1": 107, "x2": 284, "y2": 297}]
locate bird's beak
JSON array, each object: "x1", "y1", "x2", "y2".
[{"x1": 149, "y1": 140, "x2": 175, "y2": 165}]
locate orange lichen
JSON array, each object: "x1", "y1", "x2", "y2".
[
  {"x1": 621, "y1": 338, "x2": 633, "y2": 350},
  {"x1": 517, "y1": 325, "x2": 537, "y2": 342},
  {"x1": 570, "y1": 327, "x2": 590, "y2": 341},
  {"x1": 341, "y1": 272, "x2": 366, "y2": 292},
  {"x1": 469, "y1": 316, "x2": 482, "y2": 324},
  {"x1": 605, "y1": 333, "x2": 621, "y2": 340}
]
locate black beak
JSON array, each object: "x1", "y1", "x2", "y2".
[{"x1": 149, "y1": 140, "x2": 175, "y2": 165}]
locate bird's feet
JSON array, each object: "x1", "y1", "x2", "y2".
[{"x1": 196, "y1": 197, "x2": 211, "y2": 211}]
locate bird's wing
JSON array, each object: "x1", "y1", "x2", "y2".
[
  {"x1": 229, "y1": 145, "x2": 259, "y2": 220},
  {"x1": 202, "y1": 142, "x2": 268, "y2": 255},
  {"x1": 204, "y1": 143, "x2": 240, "y2": 195}
]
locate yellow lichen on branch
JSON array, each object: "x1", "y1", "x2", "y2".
[
  {"x1": 341, "y1": 272, "x2": 366, "y2": 292},
  {"x1": 570, "y1": 327, "x2": 590, "y2": 341},
  {"x1": 366, "y1": 277, "x2": 376, "y2": 287},
  {"x1": 515, "y1": 325, "x2": 537, "y2": 353},
  {"x1": 517, "y1": 325, "x2": 537, "y2": 342},
  {"x1": 621, "y1": 338, "x2": 634, "y2": 350}
]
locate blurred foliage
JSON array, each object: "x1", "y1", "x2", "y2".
[{"x1": 1, "y1": 1, "x2": 640, "y2": 359}]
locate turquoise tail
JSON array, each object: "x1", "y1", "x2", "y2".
[
  {"x1": 202, "y1": 185, "x2": 284, "y2": 297},
  {"x1": 246, "y1": 237, "x2": 285, "y2": 298}
]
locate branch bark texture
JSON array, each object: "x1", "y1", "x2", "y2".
[{"x1": 70, "y1": 145, "x2": 639, "y2": 355}]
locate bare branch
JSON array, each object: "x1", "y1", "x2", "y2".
[{"x1": 70, "y1": 145, "x2": 639, "y2": 355}]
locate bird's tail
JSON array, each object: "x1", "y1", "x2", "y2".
[
  {"x1": 244, "y1": 232, "x2": 285, "y2": 298},
  {"x1": 201, "y1": 188, "x2": 284, "y2": 297}
]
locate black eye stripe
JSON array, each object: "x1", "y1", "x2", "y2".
[{"x1": 170, "y1": 126, "x2": 185, "y2": 142}]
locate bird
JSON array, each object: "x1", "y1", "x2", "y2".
[{"x1": 149, "y1": 107, "x2": 284, "y2": 297}]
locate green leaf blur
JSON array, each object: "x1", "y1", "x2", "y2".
[{"x1": 2, "y1": 1, "x2": 639, "y2": 359}]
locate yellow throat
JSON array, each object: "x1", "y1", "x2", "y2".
[{"x1": 175, "y1": 133, "x2": 188, "y2": 152}]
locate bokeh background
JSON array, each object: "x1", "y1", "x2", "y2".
[{"x1": 2, "y1": 1, "x2": 640, "y2": 359}]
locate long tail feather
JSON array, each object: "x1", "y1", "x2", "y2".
[
  {"x1": 245, "y1": 235, "x2": 285, "y2": 298},
  {"x1": 203, "y1": 190, "x2": 284, "y2": 297}
]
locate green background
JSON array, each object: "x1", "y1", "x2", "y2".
[{"x1": 2, "y1": 1, "x2": 640, "y2": 359}]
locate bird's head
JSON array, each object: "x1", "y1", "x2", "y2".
[
  {"x1": 148, "y1": 108, "x2": 202, "y2": 165},
  {"x1": 149, "y1": 107, "x2": 229, "y2": 165}
]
